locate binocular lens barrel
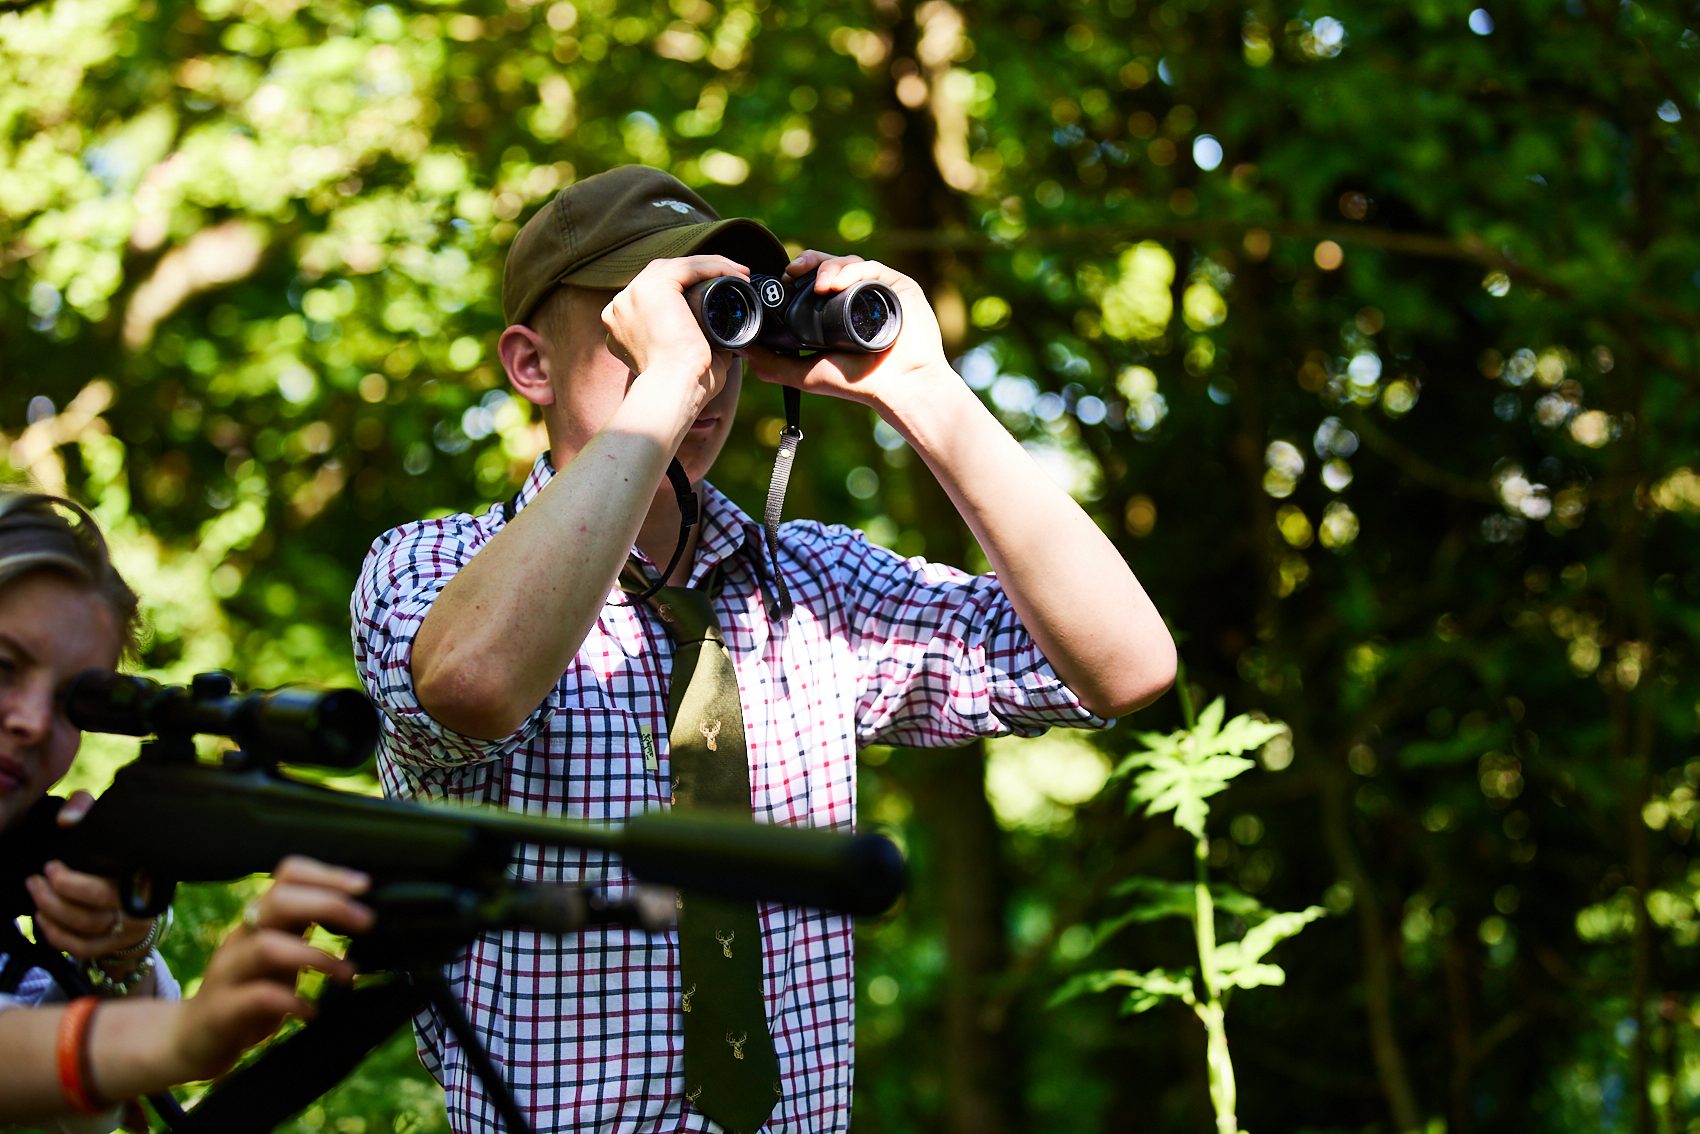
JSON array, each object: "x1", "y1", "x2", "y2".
[
  {"x1": 684, "y1": 272, "x2": 902, "y2": 354},
  {"x1": 824, "y1": 282, "x2": 900, "y2": 351},
  {"x1": 687, "y1": 277, "x2": 762, "y2": 349}
]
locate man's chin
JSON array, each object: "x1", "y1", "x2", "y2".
[{"x1": 672, "y1": 436, "x2": 730, "y2": 484}]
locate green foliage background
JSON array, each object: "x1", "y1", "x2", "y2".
[{"x1": 5, "y1": 0, "x2": 1700, "y2": 1131}]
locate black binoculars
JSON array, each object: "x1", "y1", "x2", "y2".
[{"x1": 686, "y1": 269, "x2": 901, "y2": 354}]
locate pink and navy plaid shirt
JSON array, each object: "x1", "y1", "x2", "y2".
[{"x1": 350, "y1": 453, "x2": 1105, "y2": 1133}]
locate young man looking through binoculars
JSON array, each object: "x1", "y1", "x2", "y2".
[{"x1": 351, "y1": 164, "x2": 1175, "y2": 1134}]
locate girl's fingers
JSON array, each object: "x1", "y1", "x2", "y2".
[
  {"x1": 245, "y1": 883, "x2": 375, "y2": 939},
  {"x1": 39, "y1": 859, "x2": 121, "y2": 906},
  {"x1": 55, "y1": 790, "x2": 96, "y2": 826},
  {"x1": 26, "y1": 866, "x2": 150, "y2": 955},
  {"x1": 269, "y1": 856, "x2": 371, "y2": 896},
  {"x1": 213, "y1": 930, "x2": 358, "y2": 988}
]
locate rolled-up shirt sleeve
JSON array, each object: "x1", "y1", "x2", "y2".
[
  {"x1": 350, "y1": 514, "x2": 554, "y2": 770},
  {"x1": 792, "y1": 525, "x2": 1109, "y2": 748}
]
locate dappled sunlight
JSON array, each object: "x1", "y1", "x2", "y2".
[
  {"x1": 1087, "y1": 241, "x2": 1174, "y2": 342},
  {"x1": 985, "y1": 730, "x2": 1113, "y2": 833}
]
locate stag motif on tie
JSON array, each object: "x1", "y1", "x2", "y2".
[
  {"x1": 726, "y1": 1031, "x2": 750, "y2": 1060},
  {"x1": 682, "y1": 983, "x2": 696, "y2": 1013},
  {"x1": 699, "y1": 718, "x2": 722, "y2": 751},
  {"x1": 716, "y1": 928, "x2": 736, "y2": 958}
]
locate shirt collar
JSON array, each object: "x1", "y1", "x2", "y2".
[
  {"x1": 688, "y1": 482, "x2": 764, "y2": 586},
  {"x1": 506, "y1": 452, "x2": 555, "y2": 517}
]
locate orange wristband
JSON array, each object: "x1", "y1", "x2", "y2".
[{"x1": 56, "y1": 995, "x2": 107, "y2": 1115}]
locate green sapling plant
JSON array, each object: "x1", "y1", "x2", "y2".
[{"x1": 1053, "y1": 686, "x2": 1326, "y2": 1134}]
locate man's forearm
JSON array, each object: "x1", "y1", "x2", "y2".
[
  {"x1": 412, "y1": 388, "x2": 690, "y2": 740},
  {"x1": 878, "y1": 368, "x2": 1176, "y2": 718}
]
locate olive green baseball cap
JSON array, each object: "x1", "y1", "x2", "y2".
[{"x1": 502, "y1": 164, "x2": 790, "y2": 325}]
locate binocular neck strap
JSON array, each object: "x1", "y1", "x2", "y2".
[{"x1": 759, "y1": 387, "x2": 801, "y2": 622}]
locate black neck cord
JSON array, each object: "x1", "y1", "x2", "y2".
[
  {"x1": 508, "y1": 388, "x2": 800, "y2": 620},
  {"x1": 613, "y1": 457, "x2": 697, "y2": 607},
  {"x1": 608, "y1": 387, "x2": 801, "y2": 619}
]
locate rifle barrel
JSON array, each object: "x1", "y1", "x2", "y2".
[{"x1": 55, "y1": 762, "x2": 905, "y2": 918}]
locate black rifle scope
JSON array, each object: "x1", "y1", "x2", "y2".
[
  {"x1": 61, "y1": 670, "x2": 378, "y2": 769},
  {"x1": 686, "y1": 268, "x2": 901, "y2": 354}
]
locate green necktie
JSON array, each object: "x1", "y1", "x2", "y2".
[{"x1": 646, "y1": 579, "x2": 781, "y2": 1134}]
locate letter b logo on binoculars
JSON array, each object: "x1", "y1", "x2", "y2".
[{"x1": 687, "y1": 269, "x2": 901, "y2": 355}]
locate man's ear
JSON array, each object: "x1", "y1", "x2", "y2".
[{"x1": 499, "y1": 324, "x2": 556, "y2": 407}]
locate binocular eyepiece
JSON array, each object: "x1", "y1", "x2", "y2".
[{"x1": 686, "y1": 268, "x2": 901, "y2": 355}]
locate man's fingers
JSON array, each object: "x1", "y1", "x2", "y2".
[
  {"x1": 787, "y1": 249, "x2": 845, "y2": 280},
  {"x1": 633, "y1": 253, "x2": 751, "y2": 289},
  {"x1": 812, "y1": 257, "x2": 906, "y2": 297},
  {"x1": 797, "y1": 252, "x2": 870, "y2": 292}
]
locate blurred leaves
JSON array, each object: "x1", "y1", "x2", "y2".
[
  {"x1": 5, "y1": 0, "x2": 1700, "y2": 1129},
  {"x1": 1209, "y1": 905, "x2": 1326, "y2": 993}
]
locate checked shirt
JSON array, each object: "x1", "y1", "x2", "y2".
[{"x1": 349, "y1": 452, "x2": 1106, "y2": 1133}]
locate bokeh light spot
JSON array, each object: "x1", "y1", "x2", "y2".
[{"x1": 1192, "y1": 134, "x2": 1223, "y2": 171}]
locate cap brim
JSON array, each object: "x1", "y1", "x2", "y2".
[{"x1": 559, "y1": 218, "x2": 790, "y2": 289}]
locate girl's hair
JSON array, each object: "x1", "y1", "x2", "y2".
[{"x1": 0, "y1": 490, "x2": 140, "y2": 657}]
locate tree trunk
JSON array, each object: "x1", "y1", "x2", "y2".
[{"x1": 868, "y1": 5, "x2": 1026, "y2": 1131}]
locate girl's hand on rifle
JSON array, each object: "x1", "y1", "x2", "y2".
[
  {"x1": 167, "y1": 856, "x2": 374, "y2": 1083},
  {"x1": 24, "y1": 791, "x2": 156, "y2": 963}
]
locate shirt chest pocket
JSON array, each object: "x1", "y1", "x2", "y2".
[
  {"x1": 514, "y1": 618, "x2": 674, "y2": 829},
  {"x1": 518, "y1": 703, "x2": 664, "y2": 823},
  {"x1": 503, "y1": 703, "x2": 666, "y2": 891}
]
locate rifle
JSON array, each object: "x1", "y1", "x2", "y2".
[{"x1": 0, "y1": 670, "x2": 906, "y2": 1132}]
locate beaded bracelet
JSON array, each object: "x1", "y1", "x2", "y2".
[
  {"x1": 86, "y1": 951, "x2": 156, "y2": 997},
  {"x1": 87, "y1": 910, "x2": 168, "y2": 996},
  {"x1": 56, "y1": 996, "x2": 109, "y2": 1115},
  {"x1": 100, "y1": 913, "x2": 164, "y2": 963}
]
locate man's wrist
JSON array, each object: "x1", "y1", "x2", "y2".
[
  {"x1": 623, "y1": 365, "x2": 714, "y2": 436},
  {"x1": 873, "y1": 362, "x2": 981, "y2": 440}
]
